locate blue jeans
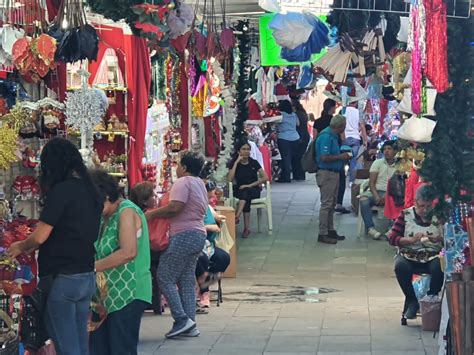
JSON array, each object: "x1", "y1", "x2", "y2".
[
  {"x1": 343, "y1": 137, "x2": 361, "y2": 183},
  {"x1": 277, "y1": 138, "x2": 300, "y2": 181},
  {"x1": 360, "y1": 190, "x2": 385, "y2": 229},
  {"x1": 44, "y1": 272, "x2": 95, "y2": 355},
  {"x1": 90, "y1": 300, "x2": 149, "y2": 355}
]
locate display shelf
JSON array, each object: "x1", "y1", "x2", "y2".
[
  {"x1": 67, "y1": 86, "x2": 128, "y2": 92},
  {"x1": 69, "y1": 130, "x2": 129, "y2": 137},
  {"x1": 108, "y1": 172, "x2": 126, "y2": 177}
]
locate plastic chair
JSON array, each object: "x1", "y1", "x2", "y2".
[{"x1": 227, "y1": 181, "x2": 273, "y2": 235}]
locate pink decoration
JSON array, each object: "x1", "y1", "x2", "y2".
[{"x1": 411, "y1": 5, "x2": 422, "y2": 115}]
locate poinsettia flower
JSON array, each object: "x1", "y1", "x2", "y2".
[
  {"x1": 135, "y1": 22, "x2": 161, "y2": 34},
  {"x1": 133, "y1": 3, "x2": 170, "y2": 18}
]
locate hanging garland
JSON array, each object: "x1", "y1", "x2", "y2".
[
  {"x1": 0, "y1": 126, "x2": 19, "y2": 170},
  {"x1": 232, "y1": 20, "x2": 251, "y2": 148}
]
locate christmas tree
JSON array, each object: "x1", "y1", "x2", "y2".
[{"x1": 419, "y1": 17, "x2": 474, "y2": 218}]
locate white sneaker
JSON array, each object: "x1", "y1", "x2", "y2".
[
  {"x1": 368, "y1": 227, "x2": 382, "y2": 240},
  {"x1": 180, "y1": 326, "x2": 201, "y2": 337}
]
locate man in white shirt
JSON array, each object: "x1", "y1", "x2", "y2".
[
  {"x1": 343, "y1": 103, "x2": 368, "y2": 183},
  {"x1": 360, "y1": 141, "x2": 397, "y2": 239}
]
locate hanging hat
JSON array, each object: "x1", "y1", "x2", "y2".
[
  {"x1": 246, "y1": 97, "x2": 263, "y2": 125},
  {"x1": 275, "y1": 83, "x2": 290, "y2": 101}
]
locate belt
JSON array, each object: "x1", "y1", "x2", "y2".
[{"x1": 319, "y1": 168, "x2": 340, "y2": 173}]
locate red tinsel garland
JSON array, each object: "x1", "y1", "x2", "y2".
[{"x1": 424, "y1": 0, "x2": 449, "y2": 93}]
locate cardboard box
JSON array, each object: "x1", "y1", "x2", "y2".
[{"x1": 215, "y1": 206, "x2": 237, "y2": 278}]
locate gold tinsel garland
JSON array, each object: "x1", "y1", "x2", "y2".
[
  {"x1": 0, "y1": 126, "x2": 19, "y2": 170},
  {"x1": 1, "y1": 105, "x2": 29, "y2": 132}
]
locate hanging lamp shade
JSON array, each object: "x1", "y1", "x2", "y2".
[{"x1": 92, "y1": 48, "x2": 125, "y2": 89}]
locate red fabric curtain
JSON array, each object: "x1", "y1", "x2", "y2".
[{"x1": 124, "y1": 36, "x2": 151, "y2": 187}]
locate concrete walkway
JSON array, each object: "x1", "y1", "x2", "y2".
[{"x1": 138, "y1": 180, "x2": 440, "y2": 355}]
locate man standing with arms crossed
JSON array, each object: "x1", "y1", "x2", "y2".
[{"x1": 316, "y1": 115, "x2": 352, "y2": 244}]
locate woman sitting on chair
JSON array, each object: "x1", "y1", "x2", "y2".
[
  {"x1": 228, "y1": 140, "x2": 268, "y2": 238},
  {"x1": 388, "y1": 184, "x2": 444, "y2": 320}
]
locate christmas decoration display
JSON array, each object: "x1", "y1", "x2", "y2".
[
  {"x1": 419, "y1": 16, "x2": 474, "y2": 219},
  {"x1": 87, "y1": 0, "x2": 175, "y2": 49}
]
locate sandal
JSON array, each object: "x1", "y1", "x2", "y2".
[
  {"x1": 196, "y1": 307, "x2": 209, "y2": 314},
  {"x1": 242, "y1": 229, "x2": 251, "y2": 238}
]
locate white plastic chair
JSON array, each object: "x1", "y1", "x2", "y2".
[{"x1": 227, "y1": 181, "x2": 273, "y2": 235}]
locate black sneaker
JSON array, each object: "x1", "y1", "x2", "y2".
[
  {"x1": 328, "y1": 230, "x2": 346, "y2": 240},
  {"x1": 165, "y1": 318, "x2": 196, "y2": 338},
  {"x1": 335, "y1": 207, "x2": 351, "y2": 214},
  {"x1": 318, "y1": 235, "x2": 338, "y2": 244},
  {"x1": 404, "y1": 301, "x2": 420, "y2": 320}
]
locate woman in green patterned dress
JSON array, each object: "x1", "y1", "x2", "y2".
[{"x1": 89, "y1": 170, "x2": 152, "y2": 355}]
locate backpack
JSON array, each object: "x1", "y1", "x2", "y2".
[{"x1": 301, "y1": 139, "x2": 318, "y2": 173}]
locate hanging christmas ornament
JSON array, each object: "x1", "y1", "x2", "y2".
[{"x1": 66, "y1": 70, "x2": 108, "y2": 165}]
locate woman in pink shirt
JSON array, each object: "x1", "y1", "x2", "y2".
[{"x1": 147, "y1": 151, "x2": 208, "y2": 338}]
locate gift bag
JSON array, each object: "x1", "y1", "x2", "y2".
[{"x1": 215, "y1": 222, "x2": 234, "y2": 253}]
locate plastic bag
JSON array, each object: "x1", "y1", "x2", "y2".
[
  {"x1": 419, "y1": 295, "x2": 442, "y2": 331},
  {"x1": 412, "y1": 274, "x2": 431, "y2": 300},
  {"x1": 397, "y1": 115, "x2": 436, "y2": 143},
  {"x1": 215, "y1": 222, "x2": 234, "y2": 253},
  {"x1": 269, "y1": 13, "x2": 313, "y2": 50},
  {"x1": 297, "y1": 65, "x2": 316, "y2": 90},
  {"x1": 258, "y1": 0, "x2": 281, "y2": 12},
  {"x1": 148, "y1": 193, "x2": 170, "y2": 252}
]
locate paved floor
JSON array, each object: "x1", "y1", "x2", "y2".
[{"x1": 138, "y1": 180, "x2": 440, "y2": 355}]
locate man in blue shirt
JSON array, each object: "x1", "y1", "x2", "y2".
[{"x1": 316, "y1": 115, "x2": 352, "y2": 244}]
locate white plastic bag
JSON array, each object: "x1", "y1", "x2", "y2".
[
  {"x1": 269, "y1": 13, "x2": 313, "y2": 50},
  {"x1": 215, "y1": 222, "x2": 235, "y2": 253},
  {"x1": 258, "y1": 0, "x2": 281, "y2": 13},
  {"x1": 397, "y1": 115, "x2": 437, "y2": 143}
]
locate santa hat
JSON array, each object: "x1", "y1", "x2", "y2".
[
  {"x1": 275, "y1": 83, "x2": 290, "y2": 101},
  {"x1": 246, "y1": 97, "x2": 263, "y2": 125}
]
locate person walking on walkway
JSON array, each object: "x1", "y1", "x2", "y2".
[
  {"x1": 276, "y1": 100, "x2": 300, "y2": 183},
  {"x1": 316, "y1": 115, "x2": 352, "y2": 244},
  {"x1": 388, "y1": 184, "x2": 444, "y2": 319},
  {"x1": 291, "y1": 98, "x2": 310, "y2": 181},
  {"x1": 360, "y1": 140, "x2": 397, "y2": 239},
  {"x1": 89, "y1": 170, "x2": 152, "y2": 355},
  {"x1": 343, "y1": 102, "x2": 368, "y2": 183},
  {"x1": 147, "y1": 151, "x2": 208, "y2": 338},
  {"x1": 313, "y1": 99, "x2": 350, "y2": 214},
  {"x1": 8, "y1": 138, "x2": 103, "y2": 355}
]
